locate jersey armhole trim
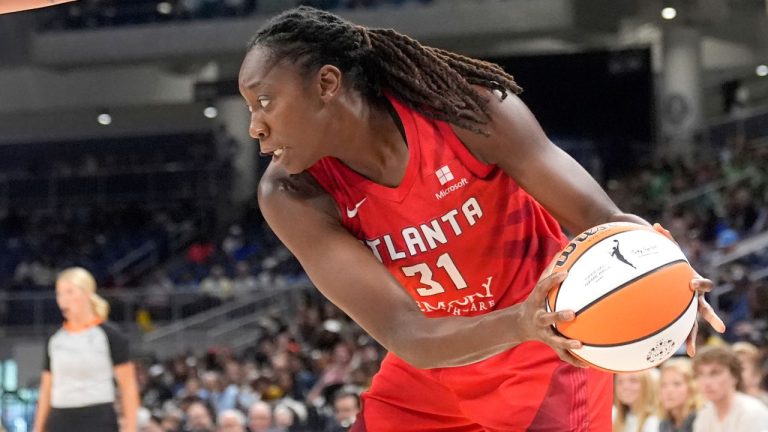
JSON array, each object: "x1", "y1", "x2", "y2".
[{"x1": 438, "y1": 122, "x2": 496, "y2": 178}]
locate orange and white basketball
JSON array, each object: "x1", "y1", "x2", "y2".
[{"x1": 546, "y1": 222, "x2": 697, "y2": 373}]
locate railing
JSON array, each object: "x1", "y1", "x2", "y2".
[
  {"x1": 141, "y1": 284, "x2": 311, "y2": 359},
  {"x1": 0, "y1": 287, "x2": 211, "y2": 337},
  {"x1": 667, "y1": 109, "x2": 768, "y2": 312},
  {"x1": 664, "y1": 170, "x2": 758, "y2": 209},
  {"x1": 0, "y1": 165, "x2": 227, "y2": 211},
  {"x1": 663, "y1": 106, "x2": 768, "y2": 210},
  {"x1": 749, "y1": 266, "x2": 768, "y2": 282},
  {"x1": 696, "y1": 105, "x2": 768, "y2": 151},
  {"x1": 706, "y1": 230, "x2": 768, "y2": 316},
  {"x1": 708, "y1": 230, "x2": 768, "y2": 270},
  {"x1": 0, "y1": 284, "x2": 313, "y2": 353},
  {"x1": 108, "y1": 240, "x2": 159, "y2": 287}
]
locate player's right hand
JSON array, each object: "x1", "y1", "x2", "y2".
[
  {"x1": 653, "y1": 223, "x2": 726, "y2": 356},
  {"x1": 518, "y1": 271, "x2": 589, "y2": 368}
]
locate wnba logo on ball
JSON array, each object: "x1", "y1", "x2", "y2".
[{"x1": 555, "y1": 224, "x2": 609, "y2": 267}]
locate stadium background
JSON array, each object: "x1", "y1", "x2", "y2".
[{"x1": 0, "y1": 0, "x2": 766, "y2": 430}]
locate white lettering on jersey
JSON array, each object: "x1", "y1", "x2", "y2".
[
  {"x1": 383, "y1": 235, "x2": 406, "y2": 260},
  {"x1": 402, "y1": 227, "x2": 427, "y2": 256},
  {"x1": 365, "y1": 197, "x2": 483, "y2": 262},
  {"x1": 365, "y1": 238, "x2": 383, "y2": 262},
  {"x1": 441, "y1": 209, "x2": 462, "y2": 236},
  {"x1": 435, "y1": 177, "x2": 468, "y2": 200},
  {"x1": 420, "y1": 220, "x2": 447, "y2": 249},
  {"x1": 462, "y1": 197, "x2": 483, "y2": 226},
  {"x1": 415, "y1": 277, "x2": 496, "y2": 316}
]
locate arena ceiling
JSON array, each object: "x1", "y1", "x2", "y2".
[{"x1": 0, "y1": 0, "x2": 765, "y2": 142}]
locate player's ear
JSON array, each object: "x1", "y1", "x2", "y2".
[{"x1": 317, "y1": 65, "x2": 342, "y2": 101}]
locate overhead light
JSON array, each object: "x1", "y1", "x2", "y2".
[
  {"x1": 661, "y1": 7, "x2": 677, "y2": 20},
  {"x1": 203, "y1": 106, "x2": 218, "y2": 119},
  {"x1": 157, "y1": 2, "x2": 172, "y2": 15},
  {"x1": 757, "y1": 64, "x2": 768, "y2": 77},
  {"x1": 97, "y1": 113, "x2": 112, "y2": 125}
]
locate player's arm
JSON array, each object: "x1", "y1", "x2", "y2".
[
  {"x1": 0, "y1": 0, "x2": 76, "y2": 14},
  {"x1": 452, "y1": 90, "x2": 724, "y2": 350},
  {"x1": 258, "y1": 164, "x2": 580, "y2": 368},
  {"x1": 32, "y1": 371, "x2": 51, "y2": 432},
  {"x1": 453, "y1": 91, "x2": 645, "y2": 235}
]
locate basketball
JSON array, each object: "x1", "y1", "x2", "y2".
[
  {"x1": 0, "y1": 0, "x2": 76, "y2": 15},
  {"x1": 546, "y1": 222, "x2": 697, "y2": 373}
]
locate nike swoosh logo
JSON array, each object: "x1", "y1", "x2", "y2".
[{"x1": 346, "y1": 198, "x2": 367, "y2": 218}]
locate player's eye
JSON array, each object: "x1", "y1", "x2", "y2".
[{"x1": 258, "y1": 98, "x2": 271, "y2": 109}]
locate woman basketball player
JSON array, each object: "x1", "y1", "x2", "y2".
[{"x1": 240, "y1": 7, "x2": 725, "y2": 431}]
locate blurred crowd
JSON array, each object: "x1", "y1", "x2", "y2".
[
  {"x1": 612, "y1": 342, "x2": 768, "y2": 431},
  {"x1": 609, "y1": 135, "x2": 768, "y2": 348},
  {"x1": 134, "y1": 202, "x2": 305, "y2": 326},
  {"x1": 39, "y1": 0, "x2": 435, "y2": 31},
  {"x1": 3, "y1": 0, "x2": 764, "y2": 430},
  {"x1": 128, "y1": 309, "x2": 768, "y2": 432},
  {"x1": 133, "y1": 294, "x2": 383, "y2": 432},
  {"x1": 0, "y1": 133, "x2": 221, "y2": 292},
  {"x1": 0, "y1": 115, "x2": 764, "y2": 431},
  {"x1": 1, "y1": 203, "x2": 211, "y2": 290},
  {"x1": 122, "y1": 134, "x2": 768, "y2": 431}
]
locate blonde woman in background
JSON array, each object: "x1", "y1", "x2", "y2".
[
  {"x1": 613, "y1": 369, "x2": 661, "y2": 432},
  {"x1": 658, "y1": 358, "x2": 702, "y2": 432},
  {"x1": 33, "y1": 267, "x2": 139, "y2": 432}
]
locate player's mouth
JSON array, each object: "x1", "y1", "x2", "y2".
[{"x1": 260, "y1": 147, "x2": 286, "y2": 161}]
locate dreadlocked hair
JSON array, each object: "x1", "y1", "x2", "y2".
[{"x1": 248, "y1": 6, "x2": 522, "y2": 136}]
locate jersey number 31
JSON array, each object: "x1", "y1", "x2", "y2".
[{"x1": 401, "y1": 252, "x2": 467, "y2": 297}]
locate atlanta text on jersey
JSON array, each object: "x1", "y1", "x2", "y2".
[{"x1": 364, "y1": 197, "x2": 483, "y2": 262}]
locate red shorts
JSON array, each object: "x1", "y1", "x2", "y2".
[{"x1": 351, "y1": 342, "x2": 612, "y2": 432}]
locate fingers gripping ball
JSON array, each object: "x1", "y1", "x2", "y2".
[{"x1": 546, "y1": 222, "x2": 697, "y2": 372}]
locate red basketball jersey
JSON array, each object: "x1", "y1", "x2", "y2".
[{"x1": 307, "y1": 95, "x2": 568, "y2": 317}]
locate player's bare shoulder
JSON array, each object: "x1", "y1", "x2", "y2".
[
  {"x1": 258, "y1": 163, "x2": 340, "y2": 221},
  {"x1": 259, "y1": 162, "x2": 324, "y2": 199},
  {"x1": 451, "y1": 86, "x2": 550, "y2": 168}
]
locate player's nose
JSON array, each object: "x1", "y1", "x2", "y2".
[{"x1": 249, "y1": 117, "x2": 269, "y2": 141}]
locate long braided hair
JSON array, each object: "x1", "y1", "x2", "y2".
[{"x1": 248, "y1": 6, "x2": 522, "y2": 136}]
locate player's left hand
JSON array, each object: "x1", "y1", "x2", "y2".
[{"x1": 653, "y1": 223, "x2": 726, "y2": 356}]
